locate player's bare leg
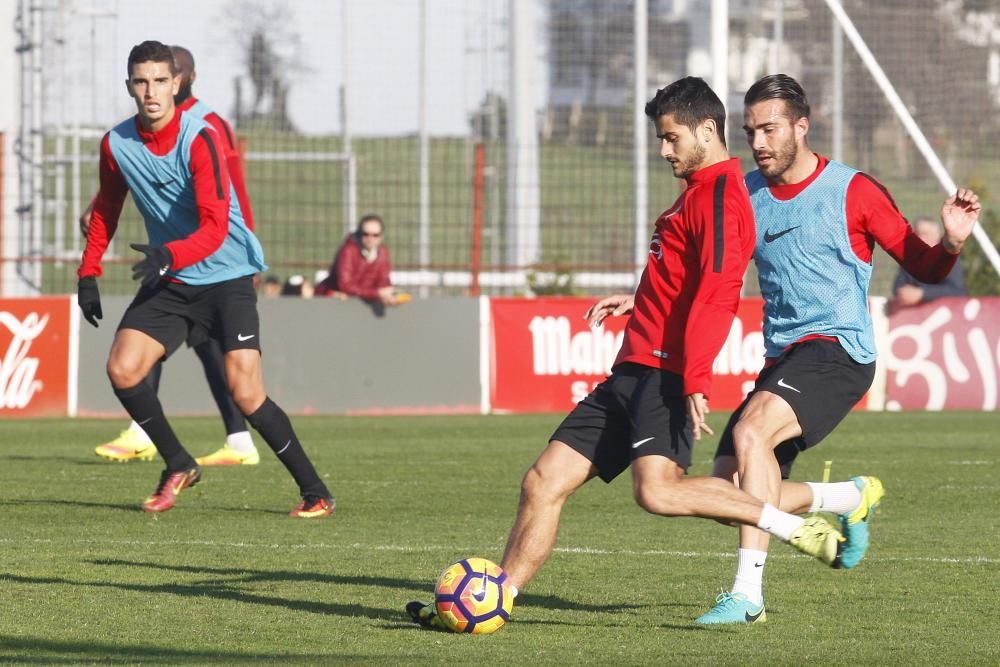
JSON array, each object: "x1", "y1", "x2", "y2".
[
  {"x1": 500, "y1": 440, "x2": 597, "y2": 591},
  {"x1": 712, "y1": 457, "x2": 814, "y2": 515},
  {"x1": 731, "y1": 391, "x2": 802, "y2": 556},
  {"x1": 225, "y1": 349, "x2": 333, "y2": 515},
  {"x1": 108, "y1": 329, "x2": 200, "y2": 510},
  {"x1": 630, "y1": 455, "x2": 773, "y2": 524}
]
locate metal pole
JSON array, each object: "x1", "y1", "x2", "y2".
[
  {"x1": 832, "y1": 14, "x2": 843, "y2": 162},
  {"x1": 633, "y1": 0, "x2": 648, "y2": 281},
  {"x1": 341, "y1": 0, "x2": 355, "y2": 236},
  {"x1": 711, "y1": 0, "x2": 729, "y2": 146},
  {"x1": 771, "y1": 0, "x2": 784, "y2": 72},
  {"x1": 418, "y1": 0, "x2": 430, "y2": 297},
  {"x1": 823, "y1": 0, "x2": 1000, "y2": 277},
  {"x1": 506, "y1": 0, "x2": 540, "y2": 271}
]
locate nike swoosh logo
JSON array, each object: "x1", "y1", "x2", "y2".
[
  {"x1": 631, "y1": 437, "x2": 655, "y2": 449},
  {"x1": 153, "y1": 179, "x2": 176, "y2": 188},
  {"x1": 745, "y1": 608, "x2": 765, "y2": 622},
  {"x1": 237, "y1": 333, "x2": 255, "y2": 341},
  {"x1": 776, "y1": 378, "x2": 801, "y2": 393},
  {"x1": 137, "y1": 417, "x2": 153, "y2": 426},
  {"x1": 754, "y1": 562, "x2": 765, "y2": 568},
  {"x1": 763, "y1": 226, "x2": 800, "y2": 243}
]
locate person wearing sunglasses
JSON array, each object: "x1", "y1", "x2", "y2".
[{"x1": 315, "y1": 213, "x2": 408, "y2": 305}]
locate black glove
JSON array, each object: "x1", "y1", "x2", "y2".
[
  {"x1": 130, "y1": 243, "x2": 173, "y2": 288},
  {"x1": 77, "y1": 276, "x2": 103, "y2": 328}
]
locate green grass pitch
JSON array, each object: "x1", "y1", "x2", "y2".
[{"x1": 2, "y1": 411, "x2": 998, "y2": 663}]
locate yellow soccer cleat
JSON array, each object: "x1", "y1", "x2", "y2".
[
  {"x1": 789, "y1": 516, "x2": 846, "y2": 567},
  {"x1": 195, "y1": 445, "x2": 260, "y2": 467},
  {"x1": 95, "y1": 430, "x2": 157, "y2": 462}
]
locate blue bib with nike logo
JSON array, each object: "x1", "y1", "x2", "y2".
[
  {"x1": 107, "y1": 112, "x2": 267, "y2": 285},
  {"x1": 746, "y1": 160, "x2": 876, "y2": 363}
]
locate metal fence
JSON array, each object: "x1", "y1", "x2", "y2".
[{"x1": 5, "y1": 0, "x2": 999, "y2": 298}]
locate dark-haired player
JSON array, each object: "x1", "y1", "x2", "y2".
[
  {"x1": 87, "y1": 44, "x2": 261, "y2": 467},
  {"x1": 696, "y1": 73, "x2": 980, "y2": 624},
  {"x1": 77, "y1": 40, "x2": 334, "y2": 516},
  {"x1": 407, "y1": 76, "x2": 848, "y2": 629}
]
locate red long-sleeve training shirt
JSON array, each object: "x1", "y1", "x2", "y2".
[
  {"x1": 615, "y1": 157, "x2": 756, "y2": 398},
  {"x1": 178, "y1": 96, "x2": 256, "y2": 231},
  {"x1": 78, "y1": 108, "x2": 232, "y2": 278}
]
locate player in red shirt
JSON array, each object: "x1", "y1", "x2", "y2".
[
  {"x1": 83, "y1": 45, "x2": 261, "y2": 467},
  {"x1": 697, "y1": 74, "x2": 981, "y2": 624},
  {"x1": 407, "y1": 77, "x2": 847, "y2": 629}
]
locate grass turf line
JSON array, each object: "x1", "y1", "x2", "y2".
[{"x1": 1, "y1": 412, "x2": 998, "y2": 664}]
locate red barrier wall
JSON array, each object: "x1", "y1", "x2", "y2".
[{"x1": 0, "y1": 297, "x2": 73, "y2": 417}]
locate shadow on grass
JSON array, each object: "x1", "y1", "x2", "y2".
[
  {"x1": 86, "y1": 559, "x2": 634, "y2": 613},
  {"x1": 0, "y1": 635, "x2": 357, "y2": 664},
  {"x1": 1, "y1": 498, "x2": 138, "y2": 513},
  {"x1": 1, "y1": 572, "x2": 389, "y2": 620}
]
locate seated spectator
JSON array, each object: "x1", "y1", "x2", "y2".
[
  {"x1": 281, "y1": 274, "x2": 314, "y2": 298},
  {"x1": 262, "y1": 274, "x2": 282, "y2": 298},
  {"x1": 892, "y1": 216, "x2": 967, "y2": 308},
  {"x1": 315, "y1": 213, "x2": 407, "y2": 306}
]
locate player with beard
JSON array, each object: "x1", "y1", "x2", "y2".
[
  {"x1": 407, "y1": 77, "x2": 851, "y2": 630},
  {"x1": 695, "y1": 74, "x2": 981, "y2": 624},
  {"x1": 87, "y1": 45, "x2": 262, "y2": 467}
]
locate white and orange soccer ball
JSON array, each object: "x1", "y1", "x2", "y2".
[{"x1": 434, "y1": 557, "x2": 514, "y2": 634}]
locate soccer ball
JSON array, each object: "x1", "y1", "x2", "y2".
[{"x1": 434, "y1": 557, "x2": 514, "y2": 634}]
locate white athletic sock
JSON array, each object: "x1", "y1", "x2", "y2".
[
  {"x1": 731, "y1": 548, "x2": 767, "y2": 606},
  {"x1": 126, "y1": 420, "x2": 153, "y2": 444},
  {"x1": 509, "y1": 584, "x2": 519, "y2": 598},
  {"x1": 805, "y1": 481, "x2": 862, "y2": 515},
  {"x1": 757, "y1": 503, "x2": 805, "y2": 542},
  {"x1": 226, "y1": 430, "x2": 256, "y2": 453}
]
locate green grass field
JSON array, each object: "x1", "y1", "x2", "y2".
[{"x1": 2, "y1": 412, "x2": 998, "y2": 664}]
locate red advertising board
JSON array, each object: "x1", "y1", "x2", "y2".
[
  {"x1": 883, "y1": 297, "x2": 1000, "y2": 411},
  {"x1": 489, "y1": 297, "x2": 766, "y2": 413},
  {"x1": 0, "y1": 297, "x2": 74, "y2": 417}
]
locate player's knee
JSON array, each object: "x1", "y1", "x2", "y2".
[
  {"x1": 106, "y1": 357, "x2": 145, "y2": 389},
  {"x1": 632, "y1": 478, "x2": 682, "y2": 516},
  {"x1": 732, "y1": 420, "x2": 767, "y2": 459},
  {"x1": 229, "y1": 383, "x2": 264, "y2": 415},
  {"x1": 520, "y1": 463, "x2": 574, "y2": 506}
]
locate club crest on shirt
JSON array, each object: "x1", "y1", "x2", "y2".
[{"x1": 649, "y1": 200, "x2": 684, "y2": 260}]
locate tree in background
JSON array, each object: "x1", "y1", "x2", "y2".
[{"x1": 223, "y1": 0, "x2": 305, "y2": 132}]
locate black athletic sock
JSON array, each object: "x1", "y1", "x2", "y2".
[
  {"x1": 245, "y1": 397, "x2": 329, "y2": 498},
  {"x1": 146, "y1": 359, "x2": 164, "y2": 393},
  {"x1": 193, "y1": 339, "x2": 247, "y2": 436},
  {"x1": 114, "y1": 381, "x2": 195, "y2": 472}
]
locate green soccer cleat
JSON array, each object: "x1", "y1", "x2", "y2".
[
  {"x1": 837, "y1": 475, "x2": 885, "y2": 569},
  {"x1": 789, "y1": 516, "x2": 846, "y2": 567},
  {"x1": 406, "y1": 600, "x2": 448, "y2": 631},
  {"x1": 694, "y1": 591, "x2": 766, "y2": 625}
]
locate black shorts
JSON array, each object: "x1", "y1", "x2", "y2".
[
  {"x1": 714, "y1": 339, "x2": 875, "y2": 478},
  {"x1": 118, "y1": 275, "x2": 261, "y2": 359},
  {"x1": 550, "y1": 362, "x2": 693, "y2": 483}
]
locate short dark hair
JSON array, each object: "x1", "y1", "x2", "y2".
[
  {"x1": 744, "y1": 74, "x2": 810, "y2": 120},
  {"x1": 644, "y1": 77, "x2": 727, "y2": 147},
  {"x1": 170, "y1": 45, "x2": 195, "y2": 71},
  {"x1": 127, "y1": 40, "x2": 176, "y2": 78}
]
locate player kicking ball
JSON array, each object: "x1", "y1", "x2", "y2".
[
  {"x1": 407, "y1": 77, "x2": 854, "y2": 630},
  {"x1": 77, "y1": 40, "x2": 333, "y2": 517}
]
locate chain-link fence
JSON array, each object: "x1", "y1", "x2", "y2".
[{"x1": 6, "y1": 0, "x2": 999, "y2": 298}]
